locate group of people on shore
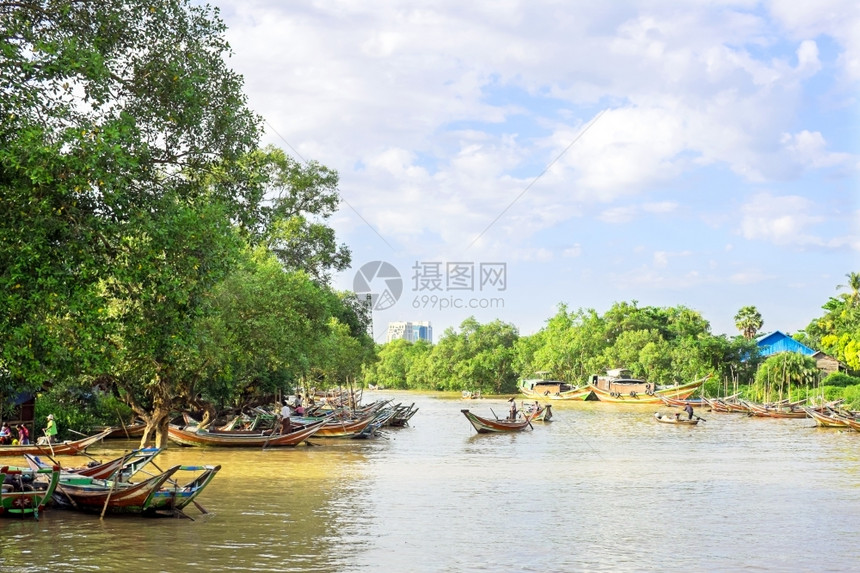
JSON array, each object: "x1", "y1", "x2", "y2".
[
  {"x1": 0, "y1": 414, "x2": 56, "y2": 446},
  {"x1": 0, "y1": 421, "x2": 30, "y2": 445}
]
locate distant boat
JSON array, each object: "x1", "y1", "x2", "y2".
[
  {"x1": 522, "y1": 401, "x2": 553, "y2": 422},
  {"x1": 654, "y1": 412, "x2": 699, "y2": 425},
  {"x1": 461, "y1": 409, "x2": 534, "y2": 433},
  {"x1": 588, "y1": 369, "x2": 709, "y2": 404},
  {"x1": 518, "y1": 373, "x2": 594, "y2": 401}
]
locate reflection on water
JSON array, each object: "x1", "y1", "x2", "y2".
[{"x1": 2, "y1": 392, "x2": 859, "y2": 572}]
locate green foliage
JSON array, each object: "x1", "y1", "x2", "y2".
[
  {"x1": 33, "y1": 380, "x2": 133, "y2": 440},
  {"x1": 752, "y1": 353, "x2": 820, "y2": 401},
  {"x1": 820, "y1": 372, "x2": 860, "y2": 388}
]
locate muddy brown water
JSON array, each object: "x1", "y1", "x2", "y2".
[{"x1": 2, "y1": 391, "x2": 858, "y2": 572}]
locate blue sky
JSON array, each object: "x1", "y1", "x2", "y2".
[{"x1": 216, "y1": 0, "x2": 859, "y2": 340}]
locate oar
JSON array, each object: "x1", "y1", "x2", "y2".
[
  {"x1": 41, "y1": 429, "x2": 55, "y2": 458},
  {"x1": 696, "y1": 415, "x2": 707, "y2": 422},
  {"x1": 262, "y1": 415, "x2": 283, "y2": 451},
  {"x1": 489, "y1": 408, "x2": 500, "y2": 420}
]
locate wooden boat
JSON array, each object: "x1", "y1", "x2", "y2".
[
  {"x1": 140, "y1": 464, "x2": 221, "y2": 516},
  {"x1": 587, "y1": 369, "x2": 709, "y2": 404},
  {"x1": 26, "y1": 447, "x2": 162, "y2": 481},
  {"x1": 167, "y1": 419, "x2": 325, "y2": 448},
  {"x1": 522, "y1": 402, "x2": 553, "y2": 422},
  {"x1": 660, "y1": 396, "x2": 709, "y2": 408},
  {"x1": 312, "y1": 412, "x2": 380, "y2": 438},
  {"x1": 0, "y1": 464, "x2": 60, "y2": 519},
  {"x1": 91, "y1": 420, "x2": 147, "y2": 439},
  {"x1": 654, "y1": 412, "x2": 699, "y2": 425},
  {"x1": 386, "y1": 402, "x2": 419, "y2": 427},
  {"x1": 518, "y1": 375, "x2": 594, "y2": 401},
  {"x1": 0, "y1": 428, "x2": 112, "y2": 457},
  {"x1": 461, "y1": 409, "x2": 534, "y2": 433},
  {"x1": 745, "y1": 400, "x2": 809, "y2": 419},
  {"x1": 44, "y1": 466, "x2": 181, "y2": 515},
  {"x1": 806, "y1": 407, "x2": 851, "y2": 428}
]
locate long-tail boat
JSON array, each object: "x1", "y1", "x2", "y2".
[
  {"x1": 386, "y1": 402, "x2": 419, "y2": 427},
  {"x1": 25, "y1": 453, "x2": 221, "y2": 517},
  {"x1": 44, "y1": 466, "x2": 181, "y2": 515},
  {"x1": 91, "y1": 420, "x2": 148, "y2": 439},
  {"x1": 461, "y1": 409, "x2": 535, "y2": 433},
  {"x1": 521, "y1": 401, "x2": 553, "y2": 422},
  {"x1": 137, "y1": 464, "x2": 221, "y2": 516},
  {"x1": 806, "y1": 407, "x2": 851, "y2": 428},
  {"x1": 745, "y1": 399, "x2": 809, "y2": 419},
  {"x1": 587, "y1": 369, "x2": 709, "y2": 404},
  {"x1": 25, "y1": 447, "x2": 162, "y2": 481},
  {"x1": 654, "y1": 412, "x2": 700, "y2": 425},
  {"x1": 518, "y1": 374, "x2": 594, "y2": 401},
  {"x1": 0, "y1": 464, "x2": 60, "y2": 519},
  {"x1": 167, "y1": 418, "x2": 325, "y2": 448},
  {"x1": 0, "y1": 428, "x2": 112, "y2": 457}
]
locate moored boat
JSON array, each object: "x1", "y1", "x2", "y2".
[
  {"x1": 518, "y1": 375, "x2": 594, "y2": 401},
  {"x1": 0, "y1": 464, "x2": 60, "y2": 519},
  {"x1": 44, "y1": 466, "x2": 181, "y2": 515},
  {"x1": 27, "y1": 447, "x2": 162, "y2": 482},
  {"x1": 461, "y1": 409, "x2": 534, "y2": 433},
  {"x1": 167, "y1": 419, "x2": 325, "y2": 448},
  {"x1": 0, "y1": 428, "x2": 112, "y2": 457},
  {"x1": 587, "y1": 369, "x2": 709, "y2": 404}
]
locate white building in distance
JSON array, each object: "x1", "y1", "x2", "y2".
[{"x1": 387, "y1": 321, "x2": 433, "y2": 344}]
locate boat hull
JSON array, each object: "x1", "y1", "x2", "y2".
[
  {"x1": 654, "y1": 412, "x2": 699, "y2": 425},
  {"x1": 0, "y1": 465, "x2": 60, "y2": 519},
  {"x1": 589, "y1": 378, "x2": 705, "y2": 404},
  {"x1": 461, "y1": 409, "x2": 533, "y2": 433},
  {"x1": 167, "y1": 419, "x2": 325, "y2": 447},
  {"x1": 0, "y1": 429, "x2": 112, "y2": 457}
]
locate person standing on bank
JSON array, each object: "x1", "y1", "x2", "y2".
[
  {"x1": 16, "y1": 424, "x2": 30, "y2": 445},
  {"x1": 44, "y1": 414, "x2": 58, "y2": 443}
]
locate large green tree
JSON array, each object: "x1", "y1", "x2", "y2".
[{"x1": 1, "y1": 0, "x2": 265, "y2": 445}]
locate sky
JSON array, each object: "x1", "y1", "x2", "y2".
[{"x1": 213, "y1": 0, "x2": 860, "y2": 341}]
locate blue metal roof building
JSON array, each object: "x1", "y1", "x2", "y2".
[{"x1": 757, "y1": 331, "x2": 816, "y2": 357}]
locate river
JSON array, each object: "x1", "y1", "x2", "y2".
[{"x1": 2, "y1": 391, "x2": 859, "y2": 572}]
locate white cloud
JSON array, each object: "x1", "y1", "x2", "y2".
[
  {"x1": 739, "y1": 193, "x2": 827, "y2": 246},
  {"x1": 214, "y1": 0, "x2": 859, "y2": 262}
]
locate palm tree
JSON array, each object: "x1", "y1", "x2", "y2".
[
  {"x1": 734, "y1": 306, "x2": 763, "y2": 340},
  {"x1": 837, "y1": 271, "x2": 860, "y2": 306}
]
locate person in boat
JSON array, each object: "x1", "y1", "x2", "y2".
[
  {"x1": 508, "y1": 398, "x2": 518, "y2": 420},
  {"x1": 16, "y1": 424, "x2": 30, "y2": 445},
  {"x1": 280, "y1": 400, "x2": 292, "y2": 434},
  {"x1": 42, "y1": 414, "x2": 58, "y2": 444},
  {"x1": 674, "y1": 412, "x2": 681, "y2": 420},
  {"x1": 684, "y1": 403, "x2": 694, "y2": 420},
  {"x1": 0, "y1": 423, "x2": 11, "y2": 445}
]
